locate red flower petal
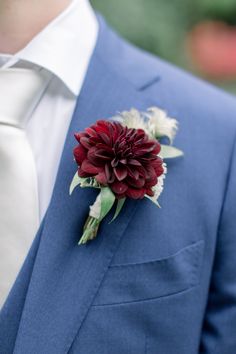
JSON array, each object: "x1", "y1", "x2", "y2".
[
  {"x1": 153, "y1": 142, "x2": 161, "y2": 155},
  {"x1": 78, "y1": 169, "x2": 89, "y2": 178},
  {"x1": 97, "y1": 132, "x2": 111, "y2": 145},
  {"x1": 146, "y1": 188, "x2": 155, "y2": 197},
  {"x1": 126, "y1": 187, "x2": 146, "y2": 199},
  {"x1": 114, "y1": 166, "x2": 128, "y2": 181},
  {"x1": 85, "y1": 127, "x2": 97, "y2": 137},
  {"x1": 127, "y1": 176, "x2": 145, "y2": 188},
  {"x1": 127, "y1": 166, "x2": 139, "y2": 180},
  {"x1": 81, "y1": 160, "x2": 100, "y2": 175},
  {"x1": 95, "y1": 171, "x2": 108, "y2": 185},
  {"x1": 128, "y1": 159, "x2": 142, "y2": 166},
  {"x1": 80, "y1": 137, "x2": 92, "y2": 150},
  {"x1": 87, "y1": 146, "x2": 112, "y2": 165},
  {"x1": 105, "y1": 164, "x2": 115, "y2": 183},
  {"x1": 73, "y1": 145, "x2": 87, "y2": 165},
  {"x1": 111, "y1": 181, "x2": 128, "y2": 195},
  {"x1": 134, "y1": 140, "x2": 158, "y2": 155},
  {"x1": 145, "y1": 175, "x2": 158, "y2": 188},
  {"x1": 74, "y1": 132, "x2": 86, "y2": 142}
]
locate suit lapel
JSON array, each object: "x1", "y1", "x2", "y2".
[{"x1": 13, "y1": 17, "x2": 153, "y2": 353}]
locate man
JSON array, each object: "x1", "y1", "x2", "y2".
[{"x1": 0, "y1": 0, "x2": 236, "y2": 353}]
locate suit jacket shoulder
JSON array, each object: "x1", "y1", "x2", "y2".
[{"x1": 97, "y1": 17, "x2": 236, "y2": 142}]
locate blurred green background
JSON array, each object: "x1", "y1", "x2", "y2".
[{"x1": 91, "y1": 0, "x2": 236, "y2": 94}]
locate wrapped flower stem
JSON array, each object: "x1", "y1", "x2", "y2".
[
  {"x1": 79, "y1": 215, "x2": 100, "y2": 245},
  {"x1": 79, "y1": 188, "x2": 115, "y2": 245}
]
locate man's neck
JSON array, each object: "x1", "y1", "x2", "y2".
[{"x1": 0, "y1": 0, "x2": 72, "y2": 54}]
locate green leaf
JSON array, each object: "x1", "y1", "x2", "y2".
[
  {"x1": 69, "y1": 172, "x2": 80, "y2": 195},
  {"x1": 99, "y1": 187, "x2": 116, "y2": 221},
  {"x1": 109, "y1": 198, "x2": 126, "y2": 223},
  {"x1": 160, "y1": 145, "x2": 184, "y2": 159},
  {"x1": 78, "y1": 177, "x2": 101, "y2": 189},
  {"x1": 69, "y1": 173, "x2": 102, "y2": 195}
]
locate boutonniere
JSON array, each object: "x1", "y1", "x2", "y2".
[{"x1": 70, "y1": 107, "x2": 183, "y2": 244}]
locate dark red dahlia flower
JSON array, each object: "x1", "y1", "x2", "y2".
[{"x1": 73, "y1": 120, "x2": 164, "y2": 199}]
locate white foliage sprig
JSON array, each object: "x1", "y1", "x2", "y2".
[
  {"x1": 115, "y1": 107, "x2": 183, "y2": 160},
  {"x1": 146, "y1": 107, "x2": 178, "y2": 144}
]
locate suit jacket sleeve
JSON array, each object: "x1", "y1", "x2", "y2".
[{"x1": 200, "y1": 135, "x2": 236, "y2": 353}]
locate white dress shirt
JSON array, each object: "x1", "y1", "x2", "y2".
[{"x1": 0, "y1": 0, "x2": 98, "y2": 221}]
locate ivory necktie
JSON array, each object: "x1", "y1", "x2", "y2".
[{"x1": 0, "y1": 68, "x2": 50, "y2": 307}]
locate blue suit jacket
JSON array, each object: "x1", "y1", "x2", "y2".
[{"x1": 1, "y1": 16, "x2": 236, "y2": 354}]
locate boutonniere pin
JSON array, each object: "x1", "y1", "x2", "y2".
[{"x1": 70, "y1": 107, "x2": 183, "y2": 244}]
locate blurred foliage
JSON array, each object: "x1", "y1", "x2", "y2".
[
  {"x1": 198, "y1": 0, "x2": 236, "y2": 23},
  {"x1": 91, "y1": 0, "x2": 194, "y2": 66},
  {"x1": 90, "y1": 0, "x2": 236, "y2": 94}
]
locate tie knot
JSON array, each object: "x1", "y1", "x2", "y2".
[{"x1": 0, "y1": 68, "x2": 50, "y2": 128}]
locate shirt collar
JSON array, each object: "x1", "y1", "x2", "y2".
[{"x1": 0, "y1": 0, "x2": 98, "y2": 96}]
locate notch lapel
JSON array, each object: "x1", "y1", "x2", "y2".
[{"x1": 13, "y1": 18, "x2": 154, "y2": 354}]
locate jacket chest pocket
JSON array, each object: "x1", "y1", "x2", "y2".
[{"x1": 93, "y1": 240, "x2": 204, "y2": 306}]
